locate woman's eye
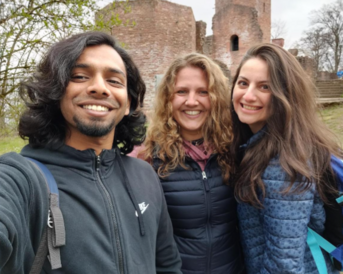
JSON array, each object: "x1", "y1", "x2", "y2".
[
  {"x1": 261, "y1": 85, "x2": 269, "y2": 90},
  {"x1": 176, "y1": 90, "x2": 186, "y2": 94},
  {"x1": 237, "y1": 81, "x2": 248, "y2": 86},
  {"x1": 199, "y1": 90, "x2": 209, "y2": 95}
]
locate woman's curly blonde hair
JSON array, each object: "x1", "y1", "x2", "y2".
[{"x1": 142, "y1": 53, "x2": 233, "y2": 181}]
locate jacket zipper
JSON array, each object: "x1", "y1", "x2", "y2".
[
  {"x1": 95, "y1": 155, "x2": 125, "y2": 274},
  {"x1": 202, "y1": 171, "x2": 210, "y2": 192},
  {"x1": 202, "y1": 170, "x2": 212, "y2": 273}
]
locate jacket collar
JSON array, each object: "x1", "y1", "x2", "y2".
[
  {"x1": 239, "y1": 126, "x2": 267, "y2": 150},
  {"x1": 20, "y1": 144, "x2": 118, "y2": 175}
]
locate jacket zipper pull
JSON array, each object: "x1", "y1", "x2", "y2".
[
  {"x1": 96, "y1": 155, "x2": 101, "y2": 171},
  {"x1": 202, "y1": 171, "x2": 210, "y2": 192}
]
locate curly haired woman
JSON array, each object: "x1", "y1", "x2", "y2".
[{"x1": 141, "y1": 53, "x2": 245, "y2": 274}]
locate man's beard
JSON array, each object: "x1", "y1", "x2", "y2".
[{"x1": 73, "y1": 116, "x2": 115, "y2": 137}]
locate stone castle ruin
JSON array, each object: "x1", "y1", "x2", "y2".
[{"x1": 101, "y1": 0, "x2": 271, "y2": 109}]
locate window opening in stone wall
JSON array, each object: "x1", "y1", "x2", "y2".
[
  {"x1": 231, "y1": 35, "x2": 239, "y2": 51},
  {"x1": 263, "y1": 3, "x2": 266, "y2": 12}
]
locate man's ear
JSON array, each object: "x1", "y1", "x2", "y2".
[{"x1": 125, "y1": 96, "x2": 131, "y2": 115}]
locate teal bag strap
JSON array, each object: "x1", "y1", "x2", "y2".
[
  {"x1": 336, "y1": 192, "x2": 343, "y2": 204},
  {"x1": 307, "y1": 227, "x2": 336, "y2": 274}
]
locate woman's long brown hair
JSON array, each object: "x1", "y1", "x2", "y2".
[{"x1": 230, "y1": 43, "x2": 342, "y2": 207}]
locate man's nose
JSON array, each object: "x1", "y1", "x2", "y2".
[{"x1": 87, "y1": 75, "x2": 110, "y2": 97}]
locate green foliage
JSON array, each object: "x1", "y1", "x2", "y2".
[
  {"x1": 0, "y1": 136, "x2": 27, "y2": 155},
  {"x1": 94, "y1": 1, "x2": 135, "y2": 32},
  {"x1": 0, "y1": 0, "x2": 133, "y2": 136}
]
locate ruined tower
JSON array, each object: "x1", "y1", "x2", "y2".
[
  {"x1": 107, "y1": 0, "x2": 196, "y2": 108},
  {"x1": 212, "y1": 0, "x2": 271, "y2": 75},
  {"x1": 102, "y1": 0, "x2": 271, "y2": 109}
]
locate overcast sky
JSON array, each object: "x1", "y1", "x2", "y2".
[{"x1": 167, "y1": 0, "x2": 337, "y2": 49}]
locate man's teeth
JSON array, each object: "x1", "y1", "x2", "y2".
[
  {"x1": 243, "y1": 105, "x2": 259, "y2": 110},
  {"x1": 185, "y1": 111, "x2": 200, "y2": 115},
  {"x1": 83, "y1": 105, "x2": 109, "y2": 112}
]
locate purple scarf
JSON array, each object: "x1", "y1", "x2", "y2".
[{"x1": 183, "y1": 140, "x2": 213, "y2": 171}]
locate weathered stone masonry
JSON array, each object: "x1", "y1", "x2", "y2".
[{"x1": 101, "y1": 0, "x2": 271, "y2": 109}]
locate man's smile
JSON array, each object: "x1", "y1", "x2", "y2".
[{"x1": 82, "y1": 105, "x2": 110, "y2": 112}]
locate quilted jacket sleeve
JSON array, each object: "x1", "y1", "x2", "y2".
[{"x1": 259, "y1": 160, "x2": 325, "y2": 273}]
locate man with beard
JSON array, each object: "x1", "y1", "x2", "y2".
[{"x1": 0, "y1": 32, "x2": 181, "y2": 274}]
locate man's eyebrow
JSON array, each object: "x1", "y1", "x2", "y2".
[
  {"x1": 107, "y1": 67, "x2": 126, "y2": 77},
  {"x1": 73, "y1": 63, "x2": 89, "y2": 69},
  {"x1": 73, "y1": 63, "x2": 126, "y2": 77}
]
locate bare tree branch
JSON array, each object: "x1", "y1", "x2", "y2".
[{"x1": 271, "y1": 19, "x2": 287, "y2": 39}]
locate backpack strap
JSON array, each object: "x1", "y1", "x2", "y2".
[
  {"x1": 308, "y1": 156, "x2": 343, "y2": 273},
  {"x1": 332, "y1": 156, "x2": 343, "y2": 205},
  {"x1": 307, "y1": 228, "x2": 333, "y2": 274},
  {"x1": 26, "y1": 158, "x2": 65, "y2": 273}
]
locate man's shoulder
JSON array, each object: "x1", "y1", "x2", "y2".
[
  {"x1": 0, "y1": 151, "x2": 46, "y2": 196},
  {"x1": 0, "y1": 151, "x2": 27, "y2": 166},
  {"x1": 0, "y1": 150, "x2": 46, "y2": 183}
]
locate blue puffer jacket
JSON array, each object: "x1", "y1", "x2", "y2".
[
  {"x1": 237, "y1": 130, "x2": 338, "y2": 274},
  {"x1": 153, "y1": 155, "x2": 245, "y2": 274}
]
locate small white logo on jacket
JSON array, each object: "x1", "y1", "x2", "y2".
[{"x1": 138, "y1": 202, "x2": 149, "y2": 214}]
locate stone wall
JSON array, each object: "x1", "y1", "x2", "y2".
[
  {"x1": 212, "y1": 0, "x2": 270, "y2": 75},
  {"x1": 196, "y1": 21, "x2": 207, "y2": 54},
  {"x1": 214, "y1": 0, "x2": 271, "y2": 42},
  {"x1": 106, "y1": 0, "x2": 196, "y2": 109},
  {"x1": 101, "y1": 0, "x2": 271, "y2": 109},
  {"x1": 203, "y1": 36, "x2": 213, "y2": 57},
  {"x1": 317, "y1": 71, "x2": 339, "y2": 81},
  {"x1": 316, "y1": 80, "x2": 343, "y2": 98},
  {"x1": 272, "y1": 38, "x2": 284, "y2": 47},
  {"x1": 296, "y1": 56, "x2": 316, "y2": 80}
]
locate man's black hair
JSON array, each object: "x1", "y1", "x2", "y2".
[{"x1": 19, "y1": 31, "x2": 146, "y2": 154}]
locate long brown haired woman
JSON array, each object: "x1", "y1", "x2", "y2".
[
  {"x1": 141, "y1": 53, "x2": 245, "y2": 274},
  {"x1": 230, "y1": 43, "x2": 341, "y2": 274}
]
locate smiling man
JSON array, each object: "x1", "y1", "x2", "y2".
[{"x1": 0, "y1": 32, "x2": 181, "y2": 274}]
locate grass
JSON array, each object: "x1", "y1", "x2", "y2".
[
  {"x1": 318, "y1": 103, "x2": 343, "y2": 147},
  {"x1": 0, "y1": 103, "x2": 342, "y2": 155},
  {"x1": 0, "y1": 136, "x2": 27, "y2": 155}
]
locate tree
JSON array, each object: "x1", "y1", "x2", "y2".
[
  {"x1": 0, "y1": 0, "x2": 132, "y2": 135},
  {"x1": 299, "y1": 27, "x2": 330, "y2": 72},
  {"x1": 271, "y1": 19, "x2": 287, "y2": 39},
  {"x1": 299, "y1": 0, "x2": 343, "y2": 73}
]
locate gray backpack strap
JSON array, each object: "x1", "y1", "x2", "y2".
[
  {"x1": 26, "y1": 158, "x2": 65, "y2": 273},
  {"x1": 29, "y1": 229, "x2": 48, "y2": 274}
]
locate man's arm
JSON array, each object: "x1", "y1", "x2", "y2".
[{"x1": 0, "y1": 152, "x2": 47, "y2": 273}]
